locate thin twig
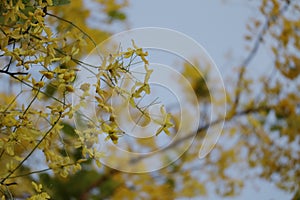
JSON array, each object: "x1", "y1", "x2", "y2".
[
  {"x1": 0, "y1": 112, "x2": 62, "y2": 184},
  {"x1": 8, "y1": 161, "x2": 80, "y2": 179},
  {"x1": 1, "y1": 72, "x2": 65, "y2": 105},
  {"x1": 0, "y1": 69, "x2": 28, "y2": 76},
  {"x1": 45, "y1": 12, "x2": 98, "y2": 48}
]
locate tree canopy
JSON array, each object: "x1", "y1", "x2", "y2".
[{"x1": 0, "y1": 0, "x2": 299, "y2": 199}]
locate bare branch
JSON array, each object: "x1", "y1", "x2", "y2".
[
  {"x1": 129, "y1": 105, "x2": 270, "y2": 164},
  {"x1": 232, "y1": 1, "x2": 291, "y2": 110}
]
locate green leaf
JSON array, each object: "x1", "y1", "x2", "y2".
[
  {"x1": 43, "y1": 81, "x2": 57, "y2": 99},
  {"x1": 52, "y1": 0, "x2": 71, "y2": 6},
  {"x1": 61, "y1": 122, "x2": 76, "y2": 136},
  {"x1": 108, "y1": 10, "x2": 126, "y2": 22}
]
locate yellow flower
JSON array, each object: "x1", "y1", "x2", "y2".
[{"x1": 155, "y1": 106, "x2": 174, "y2": 136}]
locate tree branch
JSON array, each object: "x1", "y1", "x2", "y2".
[
  {"x1": 0, "y1": 69, "x2": 28, "y2": 76},
  {"x1": 129, "y1": 105, "x2": 270, "y2": 164},
  {"x1": 232, "y1": 1, "x2": 291, "y2": 110}
]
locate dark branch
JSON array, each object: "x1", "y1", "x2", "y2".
[{"x1": 0, "y1": 69, "x2": 28, "y2": 76}]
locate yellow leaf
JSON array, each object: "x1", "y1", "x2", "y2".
[
  {"x1": 31, "y1": 181, "x2": 42, "y2": 193},
  {"x1": 96, "y1": 159, "x2": 102, "y2": 168},
  {"x1": 80, "y1": 83, "x2": 90, "y2": 91},
  {"x1": 66, "y1": 85, "x2": 74, "y2": 92},
  {"x1": 40, "y1": 71, "x2": 54, "y2": 79}
]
